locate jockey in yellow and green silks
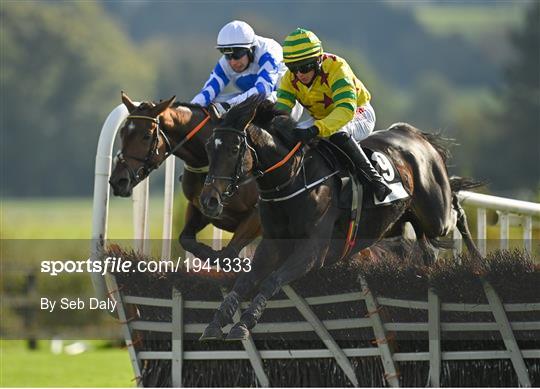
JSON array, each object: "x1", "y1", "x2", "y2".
[{"x1": 275, "y1": 28, "x2": 391, "y2": 201}]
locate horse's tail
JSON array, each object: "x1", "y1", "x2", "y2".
[
  {"x1": 387, "y1": 123, "x2": 455, "y2": 163},
  {"x1": 449, "y1": 176, "x2": 485, "y2": 193},
  {"x1": 419, "y1": 131, "x2": 455, "y2": 163}
]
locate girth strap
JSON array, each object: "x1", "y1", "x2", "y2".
[{"x1": 340, "y1": 175, "x2": 363, "y2": 259}]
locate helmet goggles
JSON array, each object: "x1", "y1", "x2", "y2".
[
  {"x1": 286, "y1": 58, "x2": 319, "y2": 74},
  {"x1": 219, "y1": 47, "x2": 250, "y2": 60}
]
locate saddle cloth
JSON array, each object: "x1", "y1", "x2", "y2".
[{"x1": 315, "y1": 139, "x2": 409, "y2": 209}]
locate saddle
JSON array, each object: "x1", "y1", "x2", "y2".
[{"x1": 314, "y1": 138, "x2": 409, "y2": 209}]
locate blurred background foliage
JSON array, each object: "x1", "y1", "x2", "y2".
[{"x1": 1, "y1": 0, "x2": 538, "y2": 198}]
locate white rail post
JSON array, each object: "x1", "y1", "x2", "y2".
[
  {"x1": 427, "y1": 289, "x2": 441, "y2": 387},
  {"x1": 499, "y1": 212, "x2": 509, "y2": 250},
  {"x1": 133, "y1": 178, "x2": 150, "y2": 254},
  {"x1": 91, "y1": 104, "x2": 131, "y2": 302},
  {"x1": 453, "y1": 228, "x2": 462, "y2": 259},
  {"x1": 171, "y1": 288, "x2": 184, "y2": 387},
  {"x1": 162, "y1": 156, "x2": 175, "y2": 261},
  {"x1": 523, "y1": 216, "x2": 532, "y2": 253},
  {"x1": 212, "y1": 227, "x2": 223, "y2": 251},
  {"x1": 477, "y1": 208, "x2": 487, "y2": 257}
]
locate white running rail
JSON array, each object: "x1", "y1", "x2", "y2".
[{"x1": 457, "y1": 191, "x2": 540, "y2": 256}]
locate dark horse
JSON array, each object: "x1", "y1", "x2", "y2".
[
  {"x1": 109, "y1": 92, "x2": 262, "y2": 260},
  {"x1": 199, "y1": 95, "x2": 481, "y2": 340}
]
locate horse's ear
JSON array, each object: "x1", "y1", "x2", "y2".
[
  {"x1": 151, "y1": 95, "x2": 176, "y2": 116},
  {"x1": 121, "y1": 91, "x2": 137, "y2": 113},
  {"x1": 237, "y1": 95, "x2": 264, "y2": 131}
]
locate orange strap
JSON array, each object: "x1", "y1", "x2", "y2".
[
  {"x1": 263, "y1": 142, "x2": 302, "y2": 174},
  {"x1": 340, "y1": 220, "x2": 356, "y2": 259},
  {"x1": 185, "y1": 109, "x2": 210, "y2": 141}
]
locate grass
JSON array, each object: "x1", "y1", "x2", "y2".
[
  {"x1": 414, "y1": 4, "x2": 524, "y2": 39},
  {"x1": 1, "y1": 197, "x2": 166, "y2": 239},
  {"x1": 0, "y1": 340, "x2": 133, "y2": 387}
]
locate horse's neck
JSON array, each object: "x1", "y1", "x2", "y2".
[{"x1": 162, "y1": 106, "x2": 210, "y2": 166}]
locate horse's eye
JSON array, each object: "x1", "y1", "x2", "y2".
[
  {"x1": 143, "y1": 133, "x2": 151, "y2": 140},
  {"x1": 232, "y1": 145, "x2": 240, "y2": 153}
]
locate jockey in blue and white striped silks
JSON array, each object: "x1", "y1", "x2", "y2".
[{"x1": 191, "y1": 21, "x2": 286, "y2": 110}]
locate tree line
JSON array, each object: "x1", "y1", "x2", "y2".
[{"x1": 1, "y1": 1, "x2": 537, "y2": 197}]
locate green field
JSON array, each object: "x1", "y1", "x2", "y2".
[
  {"x1": 0, "y1": 340, "x2": 133, "y2": 387},
  {"x1": 414, "y1": 4, "x2": 524, "y2": 40},
  {"x1": 1, "y1": 197, "x2": 167, "y2": 240}
]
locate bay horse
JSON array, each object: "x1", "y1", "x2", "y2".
[
  {"x1": 199, "y1": 95, "x2": 481, "y2": 340},
  {"x1": 109, "y1": 92, "x2": 262, "y2": 261}
]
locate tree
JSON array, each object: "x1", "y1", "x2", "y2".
[
  {"x1": 481, "y1": 3, "x2": 539, "y2": 194},
  {"x1": 1, "y1": 2, "x2": 156, "y2": 196}
]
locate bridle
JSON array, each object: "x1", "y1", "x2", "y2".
[
  {"x1": 204, "y1": 127, "x2": 259, "y2": 199},
  {"x1": 115, "y1": 115, "x2": 171, "y2": 184},
  {"x1": 204, "y1": 127, "x2": 303, "y2": 200},
  {"x1": 115, "y1": 109, "x2": 210, "y2": 184}
]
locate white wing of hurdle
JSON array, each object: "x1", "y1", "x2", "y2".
[
  {"x1": 90, "y1": 102, "x2": 184, "y2": 301},
  {"x1": 91, "y1": 106, "x2": 540, "y2": 387}
]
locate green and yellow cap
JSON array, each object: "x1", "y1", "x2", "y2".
[{"x1": 282, "y1": 28, "x2": 323, "y2": 63}]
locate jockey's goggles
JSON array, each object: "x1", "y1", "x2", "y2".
[
  {"x1": 219, "y1": 47, "x2": 250, "y2": 60},
  {"x1": 286, "y1": 59, "x2": 319, "y2": 74}
]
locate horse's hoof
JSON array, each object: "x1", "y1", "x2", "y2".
[
  {"x1": 226, "y1": 323, "x2": 250, "y2": 341},
  {"x1": 199, "y1": 325, "x2": 224, "y2": 341}
]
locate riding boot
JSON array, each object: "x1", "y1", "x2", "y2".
[{"x1": 330, "y1": 132, "x2": 392, "y2": 201}]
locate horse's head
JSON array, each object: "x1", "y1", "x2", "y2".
[
  {"x1": 109, "y1": 92, "x2": 175, "y2": 197},
  {"x1": 199, "y1": 95, "x2": 262, "y2": 218}
]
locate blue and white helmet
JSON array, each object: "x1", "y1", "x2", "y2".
[{"x1": 216, "y1": 20, "x2": 255, "y2": 49}]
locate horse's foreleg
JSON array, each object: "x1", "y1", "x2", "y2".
[
  {"x1": 216, "y1": 207, "x2": 262, "y2": 259},
  {"x1": 200, "y1": 238, "x2": 281, "y2": 341},
  {"x1": 179, "y1": 202, "x2": 220, "y2": 261},
  {"x1": 227, "y1": 236, "x2": 330, "y2": 341}
]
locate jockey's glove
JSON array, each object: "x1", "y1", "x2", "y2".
[
  {"x1": 293, "y1": 125, "x2": 319, "y2": 142},
  {"x1": 209, "y1": 102, "x2": 230, "y2": 121}
]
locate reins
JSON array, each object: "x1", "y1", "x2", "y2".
[{"x1": 206, "y1": 126, "x2": 338, "y2": 203}]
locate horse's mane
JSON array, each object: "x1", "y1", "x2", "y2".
[
  {"x1": 172, "y1": 101, "x2": 205, "y2": 110},
  {"x1": 251, "y1": 99, "x2": 298, "y2": 147},
  {"x1": 218, "y1": 95, "x2": 299, "y2": 147}
]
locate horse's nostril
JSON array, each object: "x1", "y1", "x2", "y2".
[
  {"x1": 203, "y1": 195, "x2": 220, "y2": 211},
  {"x1": 118, "y1": 178, "x2": 129, "y2": 188},
  {"x1": 208, "y1": 196, "x2": 219, "y2": 209}
]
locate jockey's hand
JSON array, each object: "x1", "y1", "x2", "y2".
[
  {"x1": 293, "y1": 125, "x2": 319, "y2": 142},
  {"x1": 209, "y1": 102, "x2": 230, "y2": 121}
]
